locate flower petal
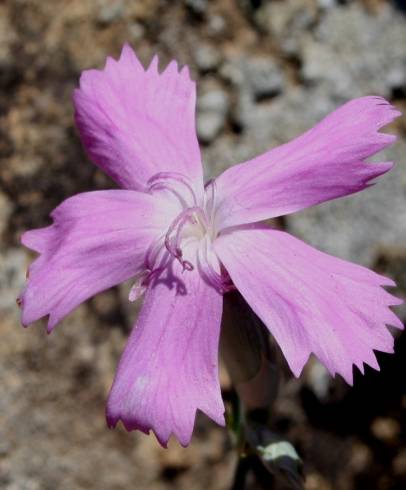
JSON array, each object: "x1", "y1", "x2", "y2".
[
  {"x1": 19, "y1": 190, "x2": 170, "y2": 331},
  {"x1": 74, "y1": 44, "x2": 203, "y2": 196},
  {"x1": 214, "y1": 226, "x2": 403, "y2": 384},
  {"x1": 106, "y1": 260, "x2": 225, "y2": 447},
  {"x1": 214, "y1": 97, "x2": 401, "y2": 229}
]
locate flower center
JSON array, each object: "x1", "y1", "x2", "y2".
[
  {"x1": 141, "y1": 172, "x2": 213, "y2": 272},
  {"x1": 127, "y1": 172, "x2": 232, "y2": 301}
]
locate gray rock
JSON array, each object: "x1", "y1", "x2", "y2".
[
  {"x1": 220, "y1": 60, "x2": 245, "y2": 86},
  {"x1": 197, "y1": 112, "x2": 226, "y2": 144},
  {"x1": 0, "y1": 249, "x2": 27, "y2": 316},
  {"x1": 221, "y1": 56, "x2": 285, "y2": 101},
  {"x1": 207, "y1": 14, "x2": 227, "y2": 36},
  {"x1": 245, "y1": 57, "x2": 285, "y2": 101},
  {"x1": 219, "y1": 55, "x2": 286, "y2": 140},
  {"x1": 197, "y1": 89, "x2": 229, "y2": 143},
  {"x1": 301, "y1": 3, "x2": 406, "y2": 98},
  {"x1": 128, "y1": 22, "x2": 145, "y2": 42},
  {"x1": 234, "y1": 86, "x2": 333, "y2": 148},
  {"x1": 317, "y1": 0, "x2": 337, "y2": 9},
  {"x1": 185, "y1": 0, "x2": 207, "y2": 16},
  {"x1": 198, "y1": 89, "x2": 229, "y2": 113},
  {"x1": 195, "y1": 44, "x2": 222, "y2": 73},
  {"x1": 257, "y1": 0, "x2": 318, "y2": 56},
  {"x1": 96, "y1": 0, "x2": 124, "y2": 25}
]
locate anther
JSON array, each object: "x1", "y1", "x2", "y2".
[{"x1": 182, "y1": 261, "x2": 194, "y2": 272}]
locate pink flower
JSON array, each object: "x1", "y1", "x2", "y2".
[{"x1": 19, "y1": 44, "x2": 403, "y2": 447}]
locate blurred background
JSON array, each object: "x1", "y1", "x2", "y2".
[{"x1": 1, "y1": 0, "x2": 406, "y2": 489}]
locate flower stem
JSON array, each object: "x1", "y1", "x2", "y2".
[
  {"x1": 221, "y1": 291, "x2": 279, "y2": 416},
  {"x1": 221, "y1": 291, "x2": 304, "y2": 490}
]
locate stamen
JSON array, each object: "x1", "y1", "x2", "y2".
[
  {"x1": 148, "y1": 182, "x2": 189, "y2": 209},
  {"x1": 148, "y1": 172, "x2": 198, "y2": 207},
  {"x1": 182, "y1": 260, "x2": 194, "y2": 272},
  {"x1": 143, "y1": 266, "x2": 167, "y2": 285},
  {"x1": 164, "y1": 206, "x2": 208, "y2": 271},
  {"x1": 145, "y1": 233, "x2": 166, "y2": 270},
  {"x1": 129, "y1": 263, "x2": 171, "y2": 302},
  {"x1": 128, "y1": 271, "x2": 150, "y2": 302}
]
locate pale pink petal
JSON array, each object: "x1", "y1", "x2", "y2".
[
  {"x1": 215, "y1": 226, "x2": 403, "y2": 384},
  {"x1": 74, "y1": 44, "x2": 203, "y2": 196},
  {"x1": 19, "y1": 190, "x2": 168, "y2": 331},
  {"x1": 214, "y1": 97, "x2": 401, "y2": 229},
  {"x1": 106, "y1": 259, "x2": 225, "y2": 447}
]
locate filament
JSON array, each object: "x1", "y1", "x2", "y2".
[{"x1": 148, "y1": 171, "x2": 198, "y2": 207}]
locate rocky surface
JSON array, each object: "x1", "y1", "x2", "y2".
[{"x1": 1, "y1": 0, "x2": 406, "y2": 489}]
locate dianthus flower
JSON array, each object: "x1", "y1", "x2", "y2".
[{"x1": 19, "y1": 44, "x2": 403, "y2": 447}]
